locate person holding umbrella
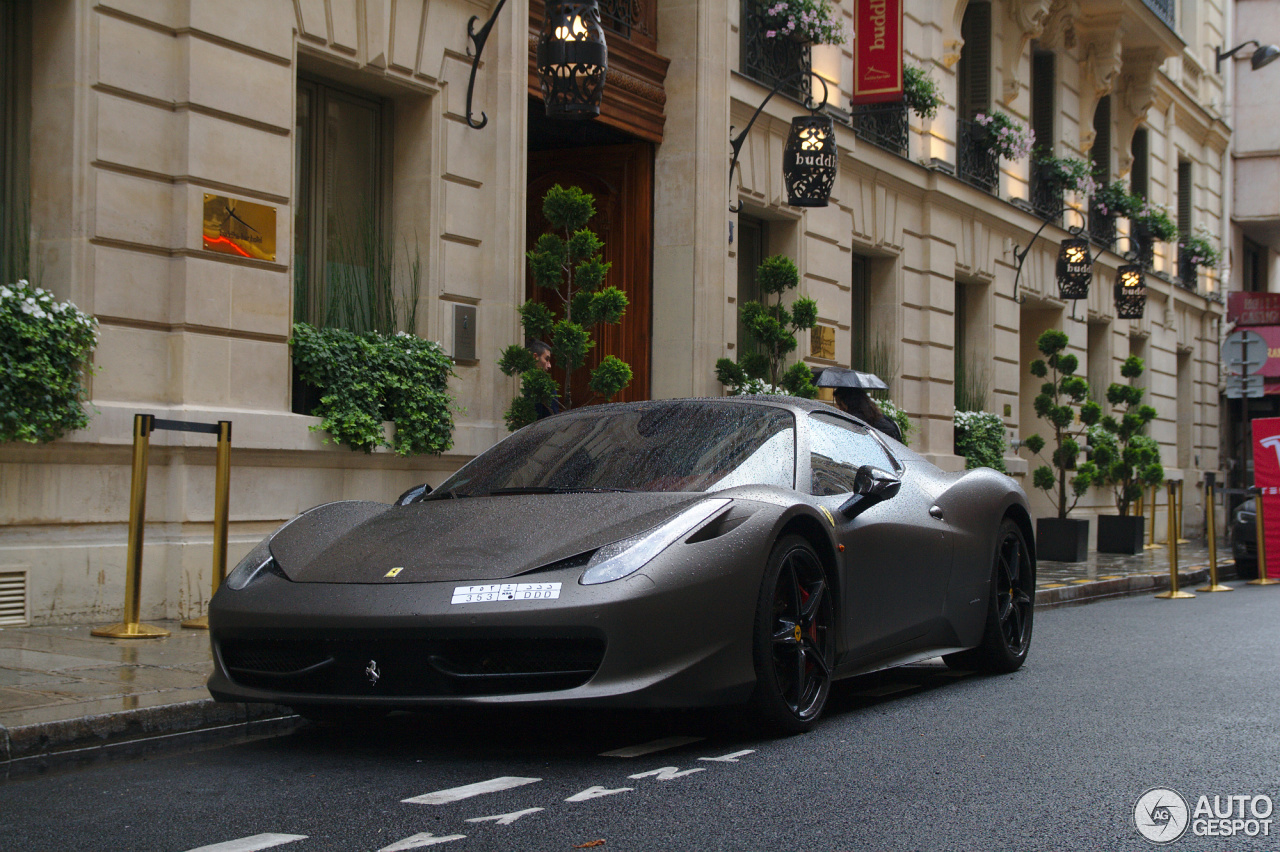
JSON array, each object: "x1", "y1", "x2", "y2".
[{"x1": 813, "y1": 367, "x2": 903, "y2": 443}]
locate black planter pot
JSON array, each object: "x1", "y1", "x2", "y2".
[
  {"x1": 1036, "y1": 517, "x2": 1089, "y2": 562},
  {"x1": 1097, "y1": 514, "x2": 1144, "y2": 554}
]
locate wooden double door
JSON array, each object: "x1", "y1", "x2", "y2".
[{"x1": 527, "y1": 141, "x2": 653, "y2": 405}]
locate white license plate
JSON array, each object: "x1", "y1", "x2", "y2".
[{"x1": 450, "y1": 582, "x2": 562, "y2": 605}]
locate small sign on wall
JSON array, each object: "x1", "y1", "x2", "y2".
[
  {"x1": 810, "y1": 325, "x2": 836, "y2": 360},
  {"x1": 202, "y1": 194, "x2": 277, "y2": 261},
  {"x1": 453, "y1": 304, "x2": 477, "y2": 362}
]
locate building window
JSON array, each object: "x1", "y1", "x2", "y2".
[
  {"x1": 740, "y1": 0, "x2": 810, "y2": 102},
  {"x1": 1088, "y1": 96, "x2": 1113, "y2": 246},
  {"x1": 1177, "y1": 158, "x2": 1194, "y2": 286},
  {"x1": 736, "y1": 216, "x2": 767, "y2": 363},
  {"x1": 1029, "y1": 46, "x2": 1058, "y2": 220},
  {"x1": 956, "y1": 1, "x2": 996, "y2": 191},
  {"x1": 0, "y1": 0, "x2": 30, "y2": 284},
  {"x1": 1177, "y1": 349, "x2": 1192, "y2": 468},
  {"x1": 1243, "y1": 238, "x2": 1265, "y2": 293},
  {"x1": 1130, "y1": 128, "x2": 1152, "y2": 264},
  {"x1": 294, "y1": 77, "x2": 389, "y2": 332},
  {"x1": 851, "y1": 255, "x2": 869, "y2": 372}
]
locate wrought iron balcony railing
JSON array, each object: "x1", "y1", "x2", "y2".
[
  {"x1": 956, "y1": 118, "x2": 999, "y2": 192},
  {"x1": 740, "y1": 0, "x2": 811, "y2": 102},
  {"x1": 854, "y1": 103, "x2": 908, "y2": 157},
  {"x1": 1088, "y1": 207, "x2": 1117, "y2": 248},
  {"x1": 1030, "y1": 166, "x2": 1064, "y2": 223}
]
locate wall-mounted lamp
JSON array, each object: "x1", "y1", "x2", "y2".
[
  {"x1": 1114, "y1": 263, "x2": 1147, "y2": 320},
  {"x1": 1215, "y1": 40, "x2": 1280, "y2": 75},
  {"x1": 465, "y1": 0, "x2": 608, "y2": 129},
  {"x1": 729, "y1": 71, "x2": 835, "y2": 213},
  {"x1": 1056, "y1": 237, "x2": 1093, "y2": 300}
]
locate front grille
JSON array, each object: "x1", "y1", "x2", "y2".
[{"x1": 218, "y1": 633, "x2": 606, "y2": 697}]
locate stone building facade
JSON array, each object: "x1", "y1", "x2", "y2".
[{"x1": 0, "y1": 0, "x2": 1228, "y2": 625}]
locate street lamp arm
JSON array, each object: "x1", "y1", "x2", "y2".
[
  {"x1": 728, "y1": 71, "x2": 831, "y2": 214},
  {"x1": 464, "y1": 0, "x2": 512, "y2": 130},
  {"x1": 1011, "y1": 207, "x2": 1087, "y2": 303}
]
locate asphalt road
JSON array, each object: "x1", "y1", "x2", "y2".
[{"x1": 2, "y1": 583, "x2": 1278, "y2": 852}]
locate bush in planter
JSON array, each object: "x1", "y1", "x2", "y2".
[
  {"x1": 955, "y1": 410, "x2": 1007, "y2": 473},
  {"x1": 1089, "y1": 356, "x2": 1163, "y2": 516},
  {"x1": 716, "y1": 254, "x2": 818, "y2": 399},
  {"x1": 291, "y1": 322, "x2": 456, "y2": 455},
  {"x1": 1, "y1": 280, "x2": 99, "y2": 444},
  {"x1": 903, "y1": 65, "x2": 942, "y2": 119},
  {"x1": 1022, "y1": 329, "x2": 1102, "y2": 519}
]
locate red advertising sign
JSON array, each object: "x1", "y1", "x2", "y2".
[
  {"x1": 1252, "y1": 416, "x2": 1280, "y2": 579},
  {"x1": 852, "y1": 0, "x2": 902, "y2": 104},
  {"x1": 1228, "y1": 292, "x2": 1280, "y2": 327}
]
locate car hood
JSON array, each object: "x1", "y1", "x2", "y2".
[{"x1": 268, "y1": 492, "x2": 713, "y2": 583}]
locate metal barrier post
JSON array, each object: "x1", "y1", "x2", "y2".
[
  {"x1": 93, "y1": 415, "x2": 171, "y2": 638},
  {"x1": 1176, "y1": 477, "x2": 1189, "y2": 544},
  {"x1": 1145, "y1": 484, "x2": 1162, "y2": 549},
  {"x1": 1156, "y1": 480, "x2": 1194, "y2": 599},
  {"x1": 1248, "y1": 487, "x2": 1279, "y2": 586},
  {"x1": 183, "y1": 420, "x2": 232, "y2": 629},
  {"x1": 1134, "y1": 491, "x2": 1144, "y2": 518},
  {"x1": 1199, "y1": 478, "x2": 1231, "y2": 592}
]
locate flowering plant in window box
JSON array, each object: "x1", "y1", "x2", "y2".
[
  {"x1": 973, "y1": 111, "x2": 1035, "y2": 160},
  {"x1": 1, "y1": 280, "x2": 99, "y2": 444},
  {"x1": 760, "y1": 0, "x2": 848, "y2": 45},
  {"x1": 1091, "y1": 180, "x2": 1140, "y2": 219},
  {"x1": 902, "y1": 65, "x2": 942, "y2": 119},
  {"x1": 1180, "y1": 227, "x2": 1223, "y2": 269},
  {"x1": 1130, "y1": 202, "x2": 1178, "y2": 242},
  {"x1": 1034, "y1": 153, "x2": 1098, "y2": 197}
]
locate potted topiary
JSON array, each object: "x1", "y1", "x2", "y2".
[
  {"x1": 1089, "y1": 357, "x2": 1164, "y2": 553},
  {"x1": 715, "y1": 254, "x2": 818, "y2": 398},
  {"x1": 1021, "y1": 329, "x2": 1101, "y2": 561}
]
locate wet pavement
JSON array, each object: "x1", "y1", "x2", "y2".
[{"x1": 0, "y1": 534, "x2": 1261, "y2": 774}]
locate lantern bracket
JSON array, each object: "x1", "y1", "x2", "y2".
[
  {"x1": 1011, "y1": 207, "x2": 1086, "y2": 303},
  {"x1": 728, "y1": 71, "x2": 832, "y2": 213},
  {"x1": 464, "y1": 0, "x2": 512, "y2": 130}
]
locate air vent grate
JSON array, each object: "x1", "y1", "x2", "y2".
[{"x1": 0, "y1": 570, "x2": 29, "y2": 626}]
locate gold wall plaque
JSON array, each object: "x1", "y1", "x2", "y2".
[
  {"x1": 810, "y1": 324, "x2": 835, "y2": 360},
  {"x1": 202, "y1": 194, "x2": 276, "y2": 261}
]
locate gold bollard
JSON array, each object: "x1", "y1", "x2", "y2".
[
  {"x1": 1248, "y1": 489, "x2": 1280, "y2": 586},
  {"x1": 1135, "y1": 491, "x2": 1144, "y2": 518},
  {"x1": 1198, "y1": 479, "x2": 1232, "y2": 592},
  {"x1": 93, "y1": 415, "x2": 170, "y2": 638},
  {"x1": 183, "y1": 420, "x2": 232, "y2": 629},
  {"x1": 1156, "y1": 480, "x2": 1194, "y2": 599},
  {"x1": 1176, "y1": 478, "x2": 1190, "y2": 544},
  {"x1": 1145, "y1": 483, "x2": 1163, "y2": 549}
]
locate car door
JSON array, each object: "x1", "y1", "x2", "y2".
[{"x1": 806, "y1": 413, "x2": 953, "y2": 660}]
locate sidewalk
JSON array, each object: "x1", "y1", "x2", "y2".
[{"x1": 0, "y1": 535, "x2": 1249, "y2": 774}]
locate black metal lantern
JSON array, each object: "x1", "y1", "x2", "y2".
[
  {"x1": 537, "y1": 1, "x2": 608, "y2": 119},
  {"x1": 782, "y1": 113, "x2": 837, "y2": 208},
  {"x1": 1114, "y1": 263, "x2": 1146, "y2": 320},
  {"x1": 1055, "y1": 237, "x2": 1093, "y2": 300}
]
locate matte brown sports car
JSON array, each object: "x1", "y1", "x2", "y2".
[{"x1": 207, "y1": 397, "x2": 1035, "y2": 731}]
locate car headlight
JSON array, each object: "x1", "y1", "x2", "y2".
[
  {"x1": 225, "y1": 537, "x2": 277, "y2": 590},
  {"x1": 580, "y1": 499, "x2": 731, "y2": 585}
]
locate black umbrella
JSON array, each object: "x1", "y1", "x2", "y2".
[{"x1": 811, "y1": 367, "x2": 888, "y2": 390}]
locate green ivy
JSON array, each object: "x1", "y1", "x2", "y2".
[
  {"x1": 1, "y1": 280, "x2": 99, "y2": 444},
  {"x1": 954, "y1": 409, "x2": 1006, "y2": 473},
  {"x1": 291, "y1": 322, "x2": 456, "y2": 455}
]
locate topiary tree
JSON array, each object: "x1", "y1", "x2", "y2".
[
  {"x1": 499, "y1": 184, "x2": 632, "y2": 431},
  {"x1": 1087, "y1": 356, "x2": 1163, "y2": 515},
  {"x1": 715, "y1": 254, "x2": 818, "y2": 398},
  {"x1": 1022, "y1": 329, "x2": 1101, "y2": 518}
]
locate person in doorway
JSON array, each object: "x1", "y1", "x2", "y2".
[
  {"x1": 528, "y1": 339, "x2": 561, "y2": 420},
  {"x1": 832, "y1": 386, "x2": 902, "y2": 442}
]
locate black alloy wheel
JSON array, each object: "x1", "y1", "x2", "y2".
[
  {"x1": 946, "y1": 518, "x2": 1034, "y2": 673},
  {"x1": 750, "y1": 535, "x2": 834, "y2": 733}
]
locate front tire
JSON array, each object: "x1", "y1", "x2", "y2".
[
  {"x1": 945, "y1": 518, "x2": 1034, "y2": 673},
  {"x1": 749, "y1": 535, "x2": 834, "y2": 733}
]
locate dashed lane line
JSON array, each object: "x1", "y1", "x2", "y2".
[
  {"x1": 403, "y1": 776, "x2": 542, "y2": 805},
  {"x1": 184, "y1": 835, "x2": 308, "y2": 852},
  {"x1": 598, "y1": 735, "x2": 705, "y2": 758}
]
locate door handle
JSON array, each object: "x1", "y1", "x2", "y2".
[{"x1": 929, "y1": 505, "x2": 944, "y2": 520}]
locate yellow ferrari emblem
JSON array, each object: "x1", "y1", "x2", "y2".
[
  {"x1": 794, "y1": 624, "x2": 802, "y2": 642},
  {"x1": 819, "y1": 506, "x2": 835, "y2": 527},
  {"x1": 385, "y1": 567, "x2": 404, "y2": 578}
]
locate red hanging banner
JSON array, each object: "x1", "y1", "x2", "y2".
[
  {"x1": 852, "y1": 0, "x2": 903, "y2": 104},
  {"x1": 1251, "y1": 416, "x2": 1280, "y2": 579}
]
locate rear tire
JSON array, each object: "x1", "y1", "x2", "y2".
[
  {"x1": 945, "y1": 518, "x2": 1034, "y2": 673},
  {"x1": 748, "y1": 535, "x2": 835, "y2": 733}
]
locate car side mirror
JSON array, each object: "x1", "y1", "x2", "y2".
[
  {"x1": 395, "y1": 483, "x2": 431, "y2": 506},
  {"x1": 837, "y1": 465, "x2": 901, "y2": 518}
]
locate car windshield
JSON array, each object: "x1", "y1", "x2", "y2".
[{"x1": 432, "y1": 401, "x2": 796, "y2": 496}]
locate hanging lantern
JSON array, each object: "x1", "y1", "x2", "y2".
[
  {"x1": 536, "y1": 1, "x2": 608, "y2": 119},
  {"x1": 1114, "y1": 263, "x2": 1147, "y2": 320},
  {"x1": 1056, "y1": 237, "x2": 1093, "y2": 300},
  {"x1": 782, "y1": 113, "x2": 837, "y2": 208}
]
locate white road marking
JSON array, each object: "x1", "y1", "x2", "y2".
[
  {"x1": 184, "y1": 835, "x2": 307, "y2": 852},
  {"x1": 698, "y1": 749, "x2": 756, "y2": 763},
  {"x1": 627, "y1": 766, "x2": 707, "y2": 781},
  {"x1": 403, "y1": 776, "x2": 542, "y2": 805},
  {"x1": 565, "y1": 785, "x2": 634, "y2": 802},
  {"x1": 466, "y1": 807, "x2": 545, "y2": 826},
  {"x1": 377, "y1": 833, "x2": 467, "y2": 851},
  {"x1": 598, "y1": 736, "x2": 705, "y2": 758}
]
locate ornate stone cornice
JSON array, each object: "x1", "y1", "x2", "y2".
[
  {"x1": 1115, "y1": 47, "x2": 1163, "y2": 175},
  {"x1": 1039, "y1": 0, "x2": 1079, "y2": 51},
  {"x1": 1077, "y1": 18, "x2": 1125, "y2": 150},
  {"x1": 1002, "y1": 0, "x2": 1055, "y2": 103}
]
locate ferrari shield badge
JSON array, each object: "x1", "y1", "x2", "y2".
[
  {"x1": 384, "y1": 567, "x2": 404, "y2": 578},
  {"x1": 365, "y1": 659, "x2": 381, "y2": 685},
  {"x1": 819, "y1": 506, "x2": 835, "y2": 527}
]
